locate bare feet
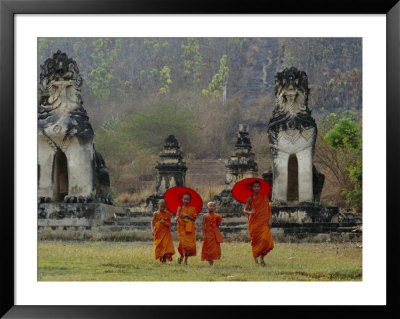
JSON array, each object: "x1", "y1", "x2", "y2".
[
  {"x1": 184, "y1": 254, "x2": 188, "y2": 265},
  {"x1": 254, "y1": 257, "x2": 259, "y2": 264},
  {"x1": 178, "y1": 255, "x2": 183, "y2": 264},
  {"x1": 208, "y1": 260, "x2": 214, "y2": 266},
  {"x1": 260, "y1": 256, "x2": 266, "y2": 267}
]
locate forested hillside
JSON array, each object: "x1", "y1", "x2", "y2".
[{"x1": 38, "y1": 38, "x2": 362, "y2": 210}]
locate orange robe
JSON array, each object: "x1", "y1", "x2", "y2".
[
  {"x1": 248, "y1": 193, "x2": 274, "y2": 258},
  {"x1": 153, "y1": 210, "x2": 175, "y2": 260},
  {"x1": 177, "y1": 206, "x2": 198, "y2": 256},
  {"x1": 201, "y1": 213, "x2": 223, "y2": 261}
]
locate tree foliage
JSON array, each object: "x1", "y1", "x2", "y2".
[
  {"x1": 202, "y1": 55, "x2": 229, "y2": 103},
  {"x1": 323, "y1": 112, "x2": 362, "y2": 211}
]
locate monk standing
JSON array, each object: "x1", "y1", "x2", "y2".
[
  {"x1": 243, "y1": 180, "x2": 274, "y2": 266},
  {"x1": 151, "y1": 199, "x2": 175, "y2": 263},
  {"x1": 175, "y1": 193, "x2": 198, "y2": 265},
  {"x1": 201, "y1": 201, "x2": 223, "y2": 266}
]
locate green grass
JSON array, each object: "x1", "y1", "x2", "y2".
[{"x1": 38, "y1": 241, "x2": 362, "y2": 281}]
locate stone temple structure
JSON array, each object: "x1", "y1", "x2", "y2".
[
  {"x1": 146, "y1": 135, "x2": 187, "y2": 209},
  {"x1": 225, "y1": 124, "x2": 258, "y2": 189},
  {"x1": 37, "y1": 50, "x2": 111, "y2": 204},
  {"x1": 212, "y1": 125, "x2": 258, "y2": 214},
  {"x1": 267, "y1": 67, "x2": 324, "y2": 205},
  {"x1": 155, "y1": 135, "x2": 187, "y2": 194}
]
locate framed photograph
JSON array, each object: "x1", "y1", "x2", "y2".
[{"x1": 1, "y1": 0, "x2": 398, "y2": 317}]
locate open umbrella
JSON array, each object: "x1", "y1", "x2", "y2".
[
  {"x1": 164, "y1": 186, "x2": 203, "y2": 215},
  {"x1": 231, "y1": 178, "x2": 271, "y2": 203}
]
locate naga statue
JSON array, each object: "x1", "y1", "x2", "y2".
[
  {"x1": 38, "y1": 50, "x2": 111, "y2": 204},
  {"x1": 267, "y1": 67, "x2": 324, "y2": 205}
]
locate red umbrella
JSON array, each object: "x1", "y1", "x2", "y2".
[
  {"x1": 164, "y1": 186, "x2": 203, "y2": 215},
  {"x1": 232, "y1": 178, "x2": 271, "y2": 203}
]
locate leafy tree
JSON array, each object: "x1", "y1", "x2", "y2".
[
  {"x1": 159, "y1": 66, "x2": 172, "y2": 95},
  {"x1": 124, "y1": 103, "x2": 199, "y2": 150},
  {"x1": 94, "y1": 103, "x2": 201, "y2": 184},
  {"x1": 89, "y1": 38, "x2": 122, "y2": 99},
  {"x1": 181, "y1": 38, "x2": 203, "y2": 91},
  {"x1": 324, "y1": 112, "x2": 362, "y2": 211},
  {"x1": 202, "y1": 55, "x2": 229, "y2": 105}
]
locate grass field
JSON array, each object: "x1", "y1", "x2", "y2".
[{"x1": 38, "y1": 241, "x2": 362, "y2": 281}]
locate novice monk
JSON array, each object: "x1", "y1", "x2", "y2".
[
  {"x1": 175, "y1": 193, "x2": 198, "y2": 265},
  {"x1": 243, "y1": 180, "x2": 274, "y2": 266},
  {"x1": 201, "y1": 201, "x2": 223, "y2": 266},
  {"x1": 151, "y1": 199, "x2": 175, "y2": 263}
]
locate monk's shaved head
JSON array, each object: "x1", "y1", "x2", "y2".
[
  {"x1": 158, "y1": 199, "x2": 167, "y2": 205},
  {"x1": 207, "y1": 201, "x2": 216, "y2": 206}
]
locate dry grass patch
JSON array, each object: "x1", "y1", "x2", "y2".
[{"x1": 38, "y1": 241, "x2": 362, "y2": 281}]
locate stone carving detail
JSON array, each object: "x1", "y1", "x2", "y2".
[
  {"x1": 225, "y1": 124, "x2": 258, "y2": 189},
  {"x1": 38, "y1": 50, "x2": 111, "y2": 204},
  {"x1": 267, "y1": 67, "x2": 324, "y2": 204}
]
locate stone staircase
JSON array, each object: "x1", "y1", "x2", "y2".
[{"x1": 100, "y1": 208, "x2": 250, "y2": 237}]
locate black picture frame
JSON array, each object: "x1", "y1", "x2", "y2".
[{"x1": 1, "y1": 0, "x2": 399, "y2": 317}]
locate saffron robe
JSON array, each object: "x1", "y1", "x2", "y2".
[
  {"x1": 177, "y1": 205, "x2": 197, "y2": 256},
  {"x1": 153, "y1": 210, "x2": 175, "y2": 260},
  {"x1": 248, "y1": 193, "x2": 274, "y2": 258},
  {"x1": 201, "y1": 213, "x2": 223, "y2": 261}
]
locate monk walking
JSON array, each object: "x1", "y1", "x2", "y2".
[
  {"x1": 243, "y1": 180, "x2": 274, "y2": 266},
  {"x1": 151, "y1": 199, "x2": 175, "y2": 263},
  {"x1": 175, "y1": 193, "x2": 198, "y2": 265},
  {"x1": 201, "y1": 201, "x2": 223, "y2": 266}
]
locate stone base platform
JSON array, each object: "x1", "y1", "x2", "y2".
[
  {"x1": 38, "y1": 202, "x2": 362, "y2": 243},
  {"x1": 38, "y1": 203, "x2": 129, "y2": 228},
  {"x1": 271, "y1": 205, "x2": 339, "y2": 225}
]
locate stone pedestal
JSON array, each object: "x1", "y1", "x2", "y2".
[
  {"x1": 38, "y1": 203, "x2": 127, "y2": 228},
  {"x1": 225, "y1": 124, "x2": 258, "y2": 189}
]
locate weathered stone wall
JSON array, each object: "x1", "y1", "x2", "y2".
[
  {"x1": 38, "y1": 202, "x2": 362, "y2": 242},
  {"x1": 38, "y1": 203, "x2": 127, "y2": 228}
]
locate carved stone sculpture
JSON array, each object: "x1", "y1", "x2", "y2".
[
  {"x1": 38, "y1": 50, "x2": 111, "y2": 204},
  {"x1": 267, "y1": 67, "x2": 324, "y2": 205}
]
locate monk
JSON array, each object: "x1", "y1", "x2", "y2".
[
  {"x1": 201, "y1": 201, "x2": 223, "y2": 266},
  {"x1": 175, "y1": 193, "x2": 198, "y2": 265},
  {"x1": 151, "y1": 199, "x2": 175, "y2": 263},
  {"x1": 243, "y1": 180, "x2": 274, "y2": 266}
]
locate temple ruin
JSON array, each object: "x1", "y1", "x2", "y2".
[
  {"x1": 155, "y1": 135, "x2": 187, "y2": 194},
  {"x1": 225, "y1": 124, "x2": 258, "y2": 189},
  {"x1": 37, "y1": 54, "x2": 359, "y2": 242},
  {"x1": 145, "y1": 135, "x2": 187, "y2": 210}
]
